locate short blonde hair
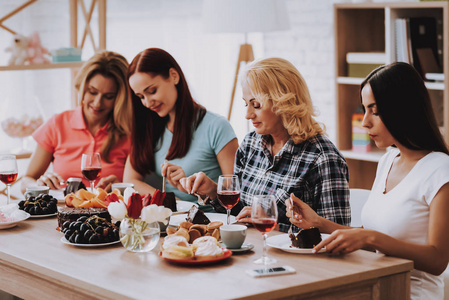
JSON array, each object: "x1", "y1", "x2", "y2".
[
  {"x1": 241, "y1": 57, "x2": 324, "y2": 144},
  {"x1": 75, "y1": 51, "x2": 133, "y2": 162}
]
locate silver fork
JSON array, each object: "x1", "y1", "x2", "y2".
[
  {"x1": 194, "y1": 193, "x2": 209, "y2": 205},
  {"x1": 288, "y1": 197, "x2": 294, "y2": 236}
]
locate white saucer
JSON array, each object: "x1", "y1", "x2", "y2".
[{"x1": 220, "y1": 242, "x2": 254, "y2": 252}]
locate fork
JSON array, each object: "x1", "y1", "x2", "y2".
[
  {"x1": 194, "y1": 193, "x2": 209, "y2": 205},
  {"x1": 288, "y1": 197, "x2": 294, "y2": 236}
]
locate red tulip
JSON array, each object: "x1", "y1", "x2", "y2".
[{"x1": 126, "y1": 193, "x2": 143, "y2": 219}]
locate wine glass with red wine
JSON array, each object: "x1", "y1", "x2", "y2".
[
  {"x1": 0, "y1": 155, "x2": 18, "y2": 205},
  {"x1": 81, "y1": 153, "x2": 102, "y2": 193},
  {"x1": 251, "y1": 195, "x2": 278, "y2": 265},
  {"x1": 217, "y1": 175, "x2": 240, "y2": 225}
]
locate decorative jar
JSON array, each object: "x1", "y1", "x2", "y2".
[{"x1": 119, "y1": 217, "x2": 160, "y2": 253}]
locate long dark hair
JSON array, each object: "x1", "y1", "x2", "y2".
[
  {"x1": 127, "y1": 48, "x2": 206, "y2": 175},
  {"x1": 361, "y1": 62, "x2": 448, "y2": 155}
]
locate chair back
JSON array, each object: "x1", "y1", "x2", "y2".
[{"x1": 349, "y1": 189, "x2": 371, "y2": 227}]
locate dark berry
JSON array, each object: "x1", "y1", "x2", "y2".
[
  {"x1": 77, "y1": 216, "x2": 88, "y2": 223},
  {"x1": 89, "y1": 234, "x2": 100, "y2": 244}
]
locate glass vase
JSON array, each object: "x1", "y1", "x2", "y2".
[{"x1": 119, "y1": 217, "x2": 160, "y2": 253}]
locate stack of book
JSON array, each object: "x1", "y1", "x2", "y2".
[
  {"x1": 346, "y1": 52, "x2": 386, "y2": 78},
  {"x1": 352, "y1": 107, "x2": 371, "y2": 153}
]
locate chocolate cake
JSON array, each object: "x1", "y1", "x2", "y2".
[
  {"x1": 289, "y1": 227, "x2": 322, "y2": 248},
  {"x1": 163, "y1": 192, "x2": 177, "y2": 212},
  {"x1": 57, "y1": 207, "x2": 111, "y2": 228},
  {"x1": 185, "y1": 205, "x2": 210, "y2": 225}
]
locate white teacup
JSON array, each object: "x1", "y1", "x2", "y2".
[
  {"x1": 25, "y1": 186, "x2": 50, "y2": 199},
  {"x1": 111, "y1": 183, "x2": 135, "y2": 195},
  {"x1": 220, "y1": 224, "x2": 247, "y2": 249}
]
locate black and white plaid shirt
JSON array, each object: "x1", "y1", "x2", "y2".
[{"x1": 234, "y1": 131, "x2": 351, "y2": 233}]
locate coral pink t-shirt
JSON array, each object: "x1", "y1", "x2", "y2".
[{"x1": 32, "y1": 107, "x2": 130, "y2": 186}]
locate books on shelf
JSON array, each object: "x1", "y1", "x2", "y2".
[
  {"x1": 346, "y1": 52, "x2": 385, "y2": 78},
  {"x1": 395, "y1": 17, "x2": 442, "y2": 78},
  {"x1": 425, "y1": 73, "x2": 444, "y2": 81},
  {"x1": 346, "y1": 52, "x2": 386, "y2": 64}
]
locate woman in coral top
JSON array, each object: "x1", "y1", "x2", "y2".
[
  {"x1": 287, "y1": 62, "x2": 449, "y2": 300},
  {"x1": 21, "y1": 51, "x2": 133, "y2": 193}
]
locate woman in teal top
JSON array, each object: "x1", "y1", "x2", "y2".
[{"x1": 124, "y1": 48, "x2": 238, "y2": 206}]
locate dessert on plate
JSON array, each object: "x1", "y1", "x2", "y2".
[
  {"x1": 160, "y1": 235, "x2": 225, "y2": 261},
  {"x1": 289, "y1": 227, "x2": 322, "y2": 248}
]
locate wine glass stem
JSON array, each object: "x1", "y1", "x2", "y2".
[
  {"x1": 226, "y1": 209, "x2": 231, "y2": 225},
  {"x1": 6, "y1": 184, "x2": 11, "y2": 205},
  {"x1": 90, "y1": 181, "x2": 95, "y2": 193},
  {"x1": 262, "y1": 233, "x2": 268, "y2": 264}
]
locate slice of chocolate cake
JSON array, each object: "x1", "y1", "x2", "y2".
[
  {"x1": 289, "y1": 227, "x2": 322, "y2": 248},
  {"x1": 163, "y1": 192, "x2": 177, "y2": 212},
  {"x1": 185, "y1": 205, "x2": 210, "y2": 225}
]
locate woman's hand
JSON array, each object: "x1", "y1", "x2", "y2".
[
  {"x1": 313, "y1": 228, "x2": 373, "y2": 255},
  {"x1": 161, "y1": 162, "x2": 186, "y2": 192},
  {"x1": 179, "y1": 172, "x2": 217, "y2": 198},
  {"x1": 36, "y1": 171, "x2": 64, "y2": 190},
  {"x1": 96, "y1": 175, "x2": 118, "y2": 192},
  {"x1": 235, "y1": 206, "x2": 252, "y2": 223},
  {"x1": 286, "y1": 193, "x2": 322, "y2": 229}
]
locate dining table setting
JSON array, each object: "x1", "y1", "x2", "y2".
[
  {"x1": 0, "y1": 203, "x2": 413, "y2": 300},
  {"x1": 0, "y1": 162, "x2": 413, "y2": 299}
]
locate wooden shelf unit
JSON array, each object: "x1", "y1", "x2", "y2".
[{"x1": 334, "y1": 1, "x2": 449, "y2": 189}]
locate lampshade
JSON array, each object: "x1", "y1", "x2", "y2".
[{"x1": 202, "y1": 0, "x2": 290, "y2": 33}]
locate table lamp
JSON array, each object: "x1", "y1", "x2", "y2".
[{"x1": 202, "y1": 0, "x2": 290, "y2": 120}]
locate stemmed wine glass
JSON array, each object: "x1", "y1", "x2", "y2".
[
  {"x1": 251, "y1": 195, "x2": 278, "y2": 265},
  {"x1": 217, "y1": 175, "x2": 240, "y2": 225},
  {"x1": 0, "y1": 155, "x2": 18, "y2": 205},
  {"x1": 81, "y1": 153, "x2": 102, "y2": 193}
]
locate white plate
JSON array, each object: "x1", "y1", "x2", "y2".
[
  {"x1": 266, "y1": 233, "x2": 328, "y2": 254},
  {"x1": 176, "y1": 200, "x2": 198, "y2": 214},
  {"x1": 29, "y1": 212, "x2": 58, "y2": 218},
  {"x1": 169, "y1": 212, "x2": 236, "y2": 227},
  {"x1": 60, "y1": 236, "x2": 120, "y2": 247},
  {"x1": 220, "y1": 242, "x2": 254, "y2": 253},
  {"x1": 0, "y1": 212, "x2": 31, "y2": 229}
]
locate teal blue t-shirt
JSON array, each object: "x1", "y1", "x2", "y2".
[{"x1": 144, "y1": 111, "x2": 236, "y2": 207}]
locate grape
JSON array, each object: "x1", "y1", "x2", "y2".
[
  {"x1": 74, "y1": 234, "x2": 84, "y2": 244},
  {"x1": 77, "y1": 216, "x2": 88, "y2": 223},
  {"x1": 89, "y1": 234, "x2": 99, "y2": 244},
  {"x1": 80, "y1": 223, "x2": 89, "y2": 233}
]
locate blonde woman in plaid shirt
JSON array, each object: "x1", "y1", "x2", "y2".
[{"x1": 181, "y1": 57, "x2": 351, "y2": 232}]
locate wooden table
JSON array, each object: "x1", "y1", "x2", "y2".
[{"x1": 0, "y1": 216, "x2": 413, "y2": 300}]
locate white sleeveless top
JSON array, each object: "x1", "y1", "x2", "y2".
[{"x1": 362, "y1": 148, "x2": 449, "y2": 300}]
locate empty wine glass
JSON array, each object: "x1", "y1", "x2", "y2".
[
  {"x1": 217, "y1": 175, "x2": 240, "y2": 225},
  {"x1": 251, "y1": 195, "x2": 278, "y2": 265},
  {"x1": 81, "y1": 153, "x2": 102, "y2": 193},
  {"x1": 0, "y1": 155, "x2": 18, "y2": 205}
]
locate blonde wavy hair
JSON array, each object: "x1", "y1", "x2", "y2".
[
  {"x1": 241, "y1": 57, "x2": 324, "y2": 144},
  {"x1": 75, "y1": 50, "x2": 133, "y2": 162}
]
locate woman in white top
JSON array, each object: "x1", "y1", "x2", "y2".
[{"x1": 286, "y1": 62, "x2": 449, "y2": 300}]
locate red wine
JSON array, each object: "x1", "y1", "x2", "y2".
[
  {"x1": 82, "y1": 168, "x2": 101, "y2": 181},
  {"x1": 0, "y1": 172, "x2": 18, "y2": 185},
  {"x1": 217, "y1": 192, "x2": 240, "y2": 208},
  {"x1": 253, "y1": 219, "x2": 277, "y2": 233}
]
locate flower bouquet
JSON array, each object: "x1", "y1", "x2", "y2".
[{"x1": 108, "y1": 188, "x2": 172, "y2": 252}]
